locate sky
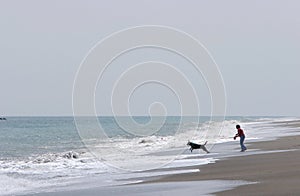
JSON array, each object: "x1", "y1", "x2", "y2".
[{"x1": 0, "y1": 0, "x2": 299, "y2": 116}]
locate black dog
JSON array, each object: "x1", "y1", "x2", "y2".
[{"x1": 187, "y1": 141, "x2": 209, "y2": 153}]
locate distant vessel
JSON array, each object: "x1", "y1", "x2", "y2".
[{"x1": 0, "y1": 117, "x2": 6, "y2": 120}]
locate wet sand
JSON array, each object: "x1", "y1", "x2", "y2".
[{"x1": 150, "y1": 135, "x2": 300, "y2": 195}]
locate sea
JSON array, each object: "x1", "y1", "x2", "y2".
[{"x1": 0, "y1": 116, "x2": 298, "y2": 195}]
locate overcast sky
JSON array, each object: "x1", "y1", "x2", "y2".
[{"x1": 1, "y1": 0, "x2": 299, "y2": 116}]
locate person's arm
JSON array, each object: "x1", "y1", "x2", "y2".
[{"x1": 233, "y1": 132, "x2": 239, "y2": 140}]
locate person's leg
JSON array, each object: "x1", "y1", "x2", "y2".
[
  {"x1": 240, "y1": 136, "x2": 246, "y2": 151},
  {"x1": 239, "y1": 137, "x2": 243, "y2": 151},
  {"x1": 243, "y1": 137, "x2": 247, "y2": 151}
]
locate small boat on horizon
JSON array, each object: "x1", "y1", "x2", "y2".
[{"x1": 0, "y1": 117, "x2": 7, "y2": 120}]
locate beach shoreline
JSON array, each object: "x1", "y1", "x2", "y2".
[
  {"x1": 25, "y1": 120, "x2": 300, "y2": 196},
  {"x1": 146, "y1": 135, "x2": 300, "y2": 195},
  {"x1": 28, "y1": 135, "x2": 300, "y2": 196}
]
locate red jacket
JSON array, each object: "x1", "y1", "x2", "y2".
[{"x1": 236, "y1": 128, "x2": 245, "y2": 137}]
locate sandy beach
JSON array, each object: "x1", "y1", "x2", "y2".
[{"x1": 150, "y1": 135, "x2": 300, "y2": 195}]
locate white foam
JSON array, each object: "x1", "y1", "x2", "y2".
[
  {"x1": 83, "y1": 119, "x2": 240, "y2": 170},
  {"x1": 71, "y1": 117, "x2": 300, "y2": 171},
  {"x1": 0, "y1": 151, "x2": 111, "y2": 195},
  {"x1": 163, "y1": 158, "x2": 216, "y2": 168}
]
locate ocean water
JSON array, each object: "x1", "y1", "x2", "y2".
[{"x1": 0, "y1": 116, "x2": 296, "y2": 195}]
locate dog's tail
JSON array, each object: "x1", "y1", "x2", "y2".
[{"x1": 204, "y1": 141, "x2": 208, "y2": 145}]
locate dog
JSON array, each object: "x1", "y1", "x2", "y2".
[{"x1": 187, "y1": 141, "x2": 210, "y2": 153}]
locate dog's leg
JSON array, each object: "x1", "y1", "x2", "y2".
[
  {"x1": 190, "y1": 148, "x2": 193, "y2": 152},
  {"x1": 202, "y1": 146, "x2": 210, "y2": 153}
]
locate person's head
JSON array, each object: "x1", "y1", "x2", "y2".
[{"x1": 236, "y1": 124, "x2": 240, "y2": 129}]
